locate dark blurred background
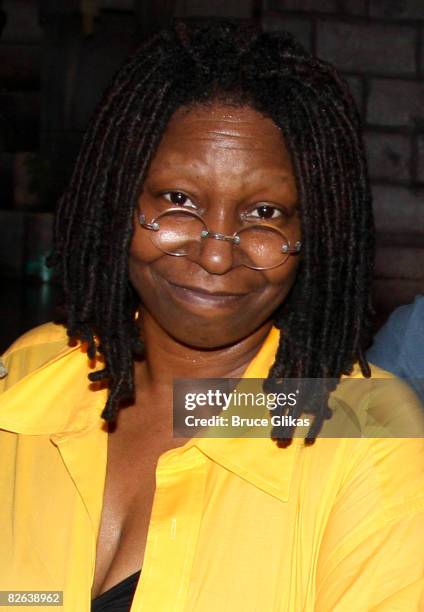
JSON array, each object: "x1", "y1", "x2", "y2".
[{"x1": 1, "y1": 0, "x2": 423, "y2": 352}]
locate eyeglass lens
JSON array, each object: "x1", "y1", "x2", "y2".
[{"x1": 147, "y1": 209, "x2": 291, "y2": 270}]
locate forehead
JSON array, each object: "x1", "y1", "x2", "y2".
[{"x1": 148, "y1": 103, "x2": 294, "y2": 173}]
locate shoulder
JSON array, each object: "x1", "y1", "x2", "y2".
[
  {"x1": 334, "y1": 362, "x2": 424, "y2": 436},
  {"x1": 307, "y1": 367, "x2": 424, "y2": 522},
  {"x1": 382, "y1": 294, "x2": 424, "y2": 336},
  {"x1": 375, "y1": 294, "x2": 423, "y2": 342},
  {"x1": 3, "y1": 322, "x2": 70, "y2": 355},
  {"x1": 0, "y1": 323, "x2": 105, "y2": 434},
  {"x1": 0, "y1": 322, "x2": 73, "y2": 391},
  {"x1": 307, "y1": 364, "x2": 424, "y2": 490},
  {"x1": 367, "y1": 295, "x2": 424, "y2": 375}
]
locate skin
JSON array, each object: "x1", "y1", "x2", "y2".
[{"x1": 92, "y1": 103, "x2": 301, "y2": 598}]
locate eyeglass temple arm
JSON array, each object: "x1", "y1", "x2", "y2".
[
  {"x1": 138, "y1": 213, "x2": 160, "y2": 231},
  {"x1": 282, "y1": 241, "x2": 302, "y2": 254}
]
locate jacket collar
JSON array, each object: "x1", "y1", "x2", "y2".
[
  {"x1": 0, "y1": 325, "x2": 298, "y2": 501},
  {"x1": 186, "y1": 325, "x2": 299, "y2": 501},
  {"x1": 0, "y1": 341, "x2": 107, "y2": 435}
]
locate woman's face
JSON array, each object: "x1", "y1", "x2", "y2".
[{"x1": 129, "y1": 103, "x2": 301, "y2": 348}]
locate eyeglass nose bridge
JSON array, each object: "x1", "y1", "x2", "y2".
[{"x1": 200, "y1": 229, "x2": 241, "y2": 245}]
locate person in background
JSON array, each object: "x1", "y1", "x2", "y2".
[{"x1": 367, "y1": 295, "x2": 424, "y2": 404}]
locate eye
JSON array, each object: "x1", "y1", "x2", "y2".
[
  {"x1": 246, "y1": 204, "x2": 285, "y2": 221},
  {"x1": 163, "y1": 191, "x2": 196, "y2": 209}
]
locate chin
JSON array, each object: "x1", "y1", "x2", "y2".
[{"x1": 161, "y1": 314, "x2": 264, "y2": 351}]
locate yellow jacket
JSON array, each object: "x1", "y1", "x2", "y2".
[{"x1": 0, "y1": 323, "x2": 424, "y2": 611}]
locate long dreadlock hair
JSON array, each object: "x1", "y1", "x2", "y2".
[{"x1": 52, "y1": 19, "x2": 374, "y2": 444}]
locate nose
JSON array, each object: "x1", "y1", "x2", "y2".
[
  {"x1": 195, "y1": 209, "x2": 240, "y2": 274},
  {"x1": 197, "y1": 232, "x2": 235, "y2": 275}
]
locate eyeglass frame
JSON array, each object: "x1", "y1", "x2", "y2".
[{"x1": 138, "y1": 206, "x2": 302, "y2": 271}]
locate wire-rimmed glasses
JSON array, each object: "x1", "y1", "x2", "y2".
[{"x1": 138, "y1": 207, "x2": 302, "y2": 271}]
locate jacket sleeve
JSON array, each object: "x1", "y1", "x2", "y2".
[{"x1": 315, "y1": 436, "x2": 424, "y2": 611}]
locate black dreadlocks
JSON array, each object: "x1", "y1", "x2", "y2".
[{"x1": 52, "y1": 19, "x2": 374, "y2": 443}]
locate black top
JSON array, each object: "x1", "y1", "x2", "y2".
[{"x1": 91, "y1": 570, "x2": 141, "y2": 612}]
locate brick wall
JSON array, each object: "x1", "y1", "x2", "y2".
[
  {"x1": 1, "y1": 0, "x2": 422, "y2": 318},
  {"x1": 0, "y1": 0, "x2": 42, "y2": 151},
  {"x1": 263, "y1": 0, "x2": 424, "y2": 318}
]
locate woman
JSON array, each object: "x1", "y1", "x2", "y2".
[{"x1": 1, "y1": 20, "x2": 423, "y2": 612}]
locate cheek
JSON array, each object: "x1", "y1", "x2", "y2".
[
  {"x1": 262, "y1": 255, "x2": 300, "y2": 295},
  {"x1": 130, "y1": 215, "x2": 163, "y2": 265},
  {"x1": 128, "y1": 227, "x2": 162, "y2": 305},
  {"x1": 247, "y1": 256, "x2": 300, "y2": 321}
]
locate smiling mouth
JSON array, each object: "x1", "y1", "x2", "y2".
[{"x1": 163, "y1": 279, "x2": 249, "y2": 306}]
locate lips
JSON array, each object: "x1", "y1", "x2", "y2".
[
  {"x1": 167, "y1": 281, "x2": 248, "y2": 297},
  {"x1": 163, "y1": 278, "x2": 249, "y2": 307}
]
